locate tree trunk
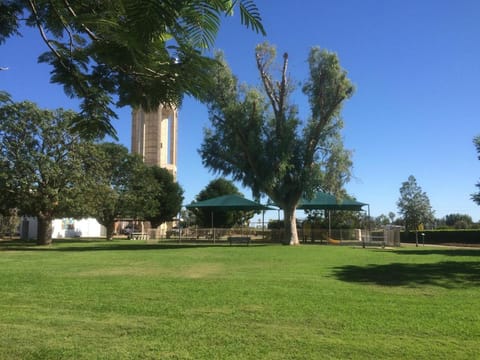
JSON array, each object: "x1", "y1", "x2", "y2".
[
  {"x1": 37, "y1": 215, "x2": 53, "y2": 245},
  {"x1": 106, "y1": 222, "x2": 115, "y2": 241},
  {"x1": 284, "y1": 205, "x2": 300, "y2": 245}
]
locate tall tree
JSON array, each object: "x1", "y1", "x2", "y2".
[
  {"x1": 375, "y1": 214, "x2": 391, "y2": 227},
  {"x1": 85, "y1": 142, "x2": 144, "y2": 240},
  {"x1": 200, "y1": 44, "x2": 354, "y2": 244},
  {"x1": 0, "y1": 99, "x2": 94, "y2": 245},
  {"x1": 87, "y1": 144, "x2": 184, "y2": 239},
  {"x1": 0, "y1": 0, "x2": 264, "y2": 138},
  {"x1": 397, "y1": 175, "x2": 434, "y2": 245},
  {"x1": 388, "y1": 211, "x2": 396, "y2": 224},
  {"x1": 471, "y1": 135, "x2": 480, "y2": 206},
  {"x1": 136, "y1": 166, "x2": 184, "y2": 229}
]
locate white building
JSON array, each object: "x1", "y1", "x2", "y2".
[
  {"x1": 19, "y1": 105, "x2": 177, "y2": 241},
  {"x1": 52, "y1": 218, "x2": 105, "y2": 238},
  {"x1": 20, "y1": 217, "x2": 105, "y2": 240}
]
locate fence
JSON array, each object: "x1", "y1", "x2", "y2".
[
  {"x1": 159, "y1": 226, "x2": 401, "y2": 247},
  {"x1": 165, "y1": 226, "x2": 268, "y2": 242},
  {"x1": 361, "y1": 226, "x2": 401, "y2": 247}
]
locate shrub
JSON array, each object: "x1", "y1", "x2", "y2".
[{"x1": 401, "y1": 230, "x2": 480, "y2": 245}]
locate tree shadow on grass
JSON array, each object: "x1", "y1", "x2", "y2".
[
  {"x1": 332, "y1": 261, "x2": 480, "y2": 289},
  {"x1": 392, "y1": 249, "x2": 480, "y2": 257},
  {"x1": 0, "y1": 239, "x2": 265, "y2": 252}
]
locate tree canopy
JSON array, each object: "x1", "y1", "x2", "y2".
[
  {"x1": 471, "y1": 135, "x2": 480, "y2": 207},
  {"x1": 84, "y1": 142, "x2": 144, "y2": 240},
  {"x1": 200, "y1": 43, "x2": 354, "y2": 244},
  {"x1": 138, "y1": 166, "x2": 184, "y2": 229},
  {"x1": 0, "y1": 99, "x2": 95, "y2": 244},
  {"x1": 444, "y1": 213, "x2": 473, "y2": 229},
  {"x1": 0, "y1": 95, "x2": 185, "y2": 242},
  {"x1": 0, "y1": 0, "x2": 264, "y2": 138},
  {"x1": 397, "y1": 175, "x2": 435, "y2": 235},
  {"x1": 84, "y1": 143, "x2": 184, "y2": 239}
]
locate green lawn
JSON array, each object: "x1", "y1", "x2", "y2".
[{"x1": 0, "y1": 240, "x2": 478, "y2": 359}]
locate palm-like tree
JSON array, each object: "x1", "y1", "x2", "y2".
[{"x1": 0, "y1": 0, "x2": 265, "y2": 138}]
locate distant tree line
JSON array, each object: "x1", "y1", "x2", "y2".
[{"x1": 368, "y1": 213, "x2": 478, "y2": 230}]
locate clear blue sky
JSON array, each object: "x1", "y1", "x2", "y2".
[{"x1": 1, "y1": 0, "x2": 480, "y2": 221}]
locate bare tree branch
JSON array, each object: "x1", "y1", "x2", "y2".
[
  {"x1": 28, "y1": 0, "x2": 67, "y2": 68},
  {"x1": 62, "y1": 0, "x2": 99, "y2": 41}
]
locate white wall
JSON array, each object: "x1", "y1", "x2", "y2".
[
  {"x1": 52, "y1": 218, "x2": 105, "y2": 238},
  {"x1": 22, "y1": 218, "x2": 105, "y2": 239}
]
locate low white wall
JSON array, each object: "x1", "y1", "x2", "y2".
[{"x1": 51, "y1": 218, "x2": 105, "y2": 239}]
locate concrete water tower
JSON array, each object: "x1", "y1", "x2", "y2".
[
  {"x1": 131, "y1": 105, "x2": 179, "y2": 238},
  {"x1": 131, "y1": 105, "x2": 178, "y2": 179}
]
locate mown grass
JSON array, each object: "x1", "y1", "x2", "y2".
[{"x1": 0, "y1": 239, "x2": 479, "y2": 359}]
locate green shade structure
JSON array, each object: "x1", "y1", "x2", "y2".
[
  {"x1": 297, "y1": 192, "x2": 367, "y2": 211},
  {"x1": 186, "y1": 194, "x2": 273, "y2": 211},
  {"x1": 185, "y1": 195, "x2": 273, "y2": 242},
  {"x1": 297, "y1": 192, "x2": 368, "y2": 238}
]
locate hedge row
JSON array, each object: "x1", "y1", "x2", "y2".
[{"x1": 400, "y1": 230, "x2": 480, "y2": 245}]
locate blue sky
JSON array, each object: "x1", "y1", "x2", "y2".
[{"x1": 1, "y1": 0, "x2": 480, "y2": 221}]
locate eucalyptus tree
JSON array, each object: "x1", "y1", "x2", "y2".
[
  {"x1": 0, "y1": 99, "x2": 95, "y2": 245},
  {"x1": 0, "y1": 0, "x2": 264, "y2": 138},
  {"x1": 200, "y1": 43, "x2": 354, "y2": 244}
]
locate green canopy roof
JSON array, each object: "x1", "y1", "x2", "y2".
[
  {"x1": 297, "y1": 192, "x2": 367, "y2": 211},
  {"x1": 186, "y1": 194, "x2": 273, "y2": 211}
]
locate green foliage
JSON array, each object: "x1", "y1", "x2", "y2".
[
  {"x1": 401, "y1": 229, "x2": 480, "y2": 245},
  {"x1": 0, "y1": 209, "x2": 19, "y2": 237},
  {"x1": 397, "y1": 175, "x2": 435, "y2": 231},
  {"x1": 471, "y1": 135, "x2": 480, "y2": 206},
  {"x1": 200, "y1": 43, "x2": 354, "y2": 244},
  {"x1": 0, "y1": 99, "x2": 96, "y2": 244},
  {"x1": 196, "y1": 178, "x2": 241, "y2": 200},
  {"x1": 192, "y1": 178, "x2": 253, "y2": 227},
  {"x1": 82, "y1": 143, "x2": 184, "y2": 238},
  {"x1": 85, "y1": 142, "x2": 143, "y2": 239},
  {"x1": 306, "y1": 209, "x2": 364, "y2": 229},
  {"x1": 0, "y1": 241, "x2": 478, "y2": 359},
  {"x1": 375, "y1": 214, "x2": 391, "y2": 227},
  {"x1": 141, "y1": 167, "x2": 184, "y2": 228},
  {"x1": 444, "y1": 213, "x2": 474, "y2": 229},
  {"x1": 267, "y1": 219, "x2": 284, "y2": 229},
  {"x1": 0, "y1": 2, "x2": 22, "y2": 42},
  {"x1": 0, "y1": 0, "x2": 264, "y2": 138}
]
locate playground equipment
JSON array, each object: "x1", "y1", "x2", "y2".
[
  {"x1": 327, "y1": 237, "x2": 342, "y2": 245},
  {"x1": 323, "y1": 226, "x2": 401, "y2": 247}
]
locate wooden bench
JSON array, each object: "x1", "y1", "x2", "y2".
[
  {"x1": 228, "y1": 236, "x2": 251, "y2": 246},
  {"x1": 361, "y1": 235, "x2": 385, "y2": 248},
  {"x1": 129, "y1": 232, "x2": 149, "y2": 240}
]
